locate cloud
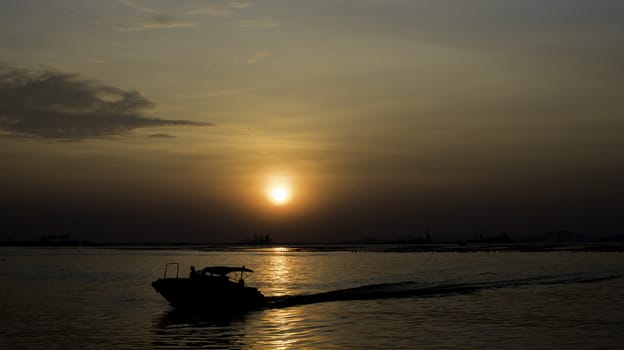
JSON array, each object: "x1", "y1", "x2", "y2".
[
  {"x1": 148, "y1": 133, "x2": 176, "y2": 139},
  {"x1": 186, "y1": 0, "x2": 255, "y2": 16},
  {"x1": 0, "y1": 66, "x2": 210, "y2": 140},
  {"x1": 186, "y1": 7, "x2": 232, "y2": 17},
  {"x1": 116, "y1": 21, "x2": 196, "y2": 31},
  {"x1": 117, "y1": 0, "x2": 263, "y2": 30},
  {"x1": 229, "y1": 1, "x2": 255, "y2": 9},
  {"x1": 116, "y1": 13, "x2": 196, "y2": 31},
  {"x1": 236, "y1": 18, "x2": 280, "y2": 28},
  {"x1": 246, "y1": 51, "x2": 271, "y2": 64},
  {"x1": 116, "y1": 1, "x2": 195, "y2": 31},
  {"x1": 117, "y1": 0, "x2": 159, "y2": 14},
  {"x1": 88, "y1": 59, "x2": 111, "y2": 64}
]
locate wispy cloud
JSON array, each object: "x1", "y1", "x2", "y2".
[
  {"x1": 0, "y1": 66, "x2": 210, "y2": 140},
  {"x1": 186, "y1": 7, "x2": 232, "y2": 17},
  {"x1": 236, "y1": 17, "x2": 280, "y2": 28},
  {"x1": 116, "y1": 1, "x2": 196, "y2": 31},
  {"x1": 148, "y1": 133, "x2": 176, "y2": 139},
  {"x1": 116, "y1": 21, "x2": 196, "y2": 32},
  {"x1": 117, "y1": 0, "x2": 271, "y2": 31},
  {"x1": 229, "y1": 1, "x2": 255, "y2": 9},
  {"x1": 186, "y1": 1, "x2": 255, "y2": 17},
  {"x1": 88, "y1": 59, "x2": 111, "y2": 64},
  {"x1": 246, "y1": 51, "x2": 271, "y2": 64},
  {"x1": 117, "y1": 0, "x2": 158, "y2": 14}
]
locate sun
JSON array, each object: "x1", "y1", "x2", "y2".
[
  {"x1": 263, "y1": 173, "x2": 295, "y2": 207},
  {"x1": 267, "y1": 185, "x2": 292, "y2": 205}
]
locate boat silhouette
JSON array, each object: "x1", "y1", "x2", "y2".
[{"x1": 152, "y1": 263, "x2": 265, "y2": 310}]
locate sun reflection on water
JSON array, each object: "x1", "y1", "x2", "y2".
[
  {"x1": 253, "y1": 307, "x2": 312, "y2": 350},
  {"x1": 264, "y1": 250, "x2": 297, "y2": 296},
  {"x1": 269, "y1": 247, "x2": 291, "y2": 253}
]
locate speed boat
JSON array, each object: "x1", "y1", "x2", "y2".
[{"x1": 152, "y1": 264, "x2": 265, "y2": 310}]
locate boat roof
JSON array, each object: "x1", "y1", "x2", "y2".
[{"x1": 200, "y1": 266, "x2": 254, "y2": 275}]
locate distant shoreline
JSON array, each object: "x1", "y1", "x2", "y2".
[{"x1": 1, "y1": 242, "x2": 623, "y2": 253}]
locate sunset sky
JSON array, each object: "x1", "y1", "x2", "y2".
[{"x1": 2, "y1": 0, "x2": 623, "y2": 242}]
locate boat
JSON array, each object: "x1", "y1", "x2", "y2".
[{"x1": 152, "y1": 263, "x2": 265, "y2": 310}]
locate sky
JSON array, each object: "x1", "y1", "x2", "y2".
[{"x1": 1, "y1": 0, "x2": 623, "y2": 243}]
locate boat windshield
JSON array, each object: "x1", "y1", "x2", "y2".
[{"x1": 200, "y1": 266, "x2": 254, "y2": 281}]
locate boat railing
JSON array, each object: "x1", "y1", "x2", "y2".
[{"x1": 163, "y1": 262, "x2": 179, "y2": 279}]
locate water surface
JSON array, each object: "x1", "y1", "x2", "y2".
[{"x1": 1, "y1": 247, "x2": 622, "y2": 349}]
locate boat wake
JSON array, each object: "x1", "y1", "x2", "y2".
[{"x1": 265, "y1": 273, "x2": 621, "y2": 309}]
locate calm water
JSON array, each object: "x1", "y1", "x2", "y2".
[{"x1": 1, "y1": 247, "x2": 623, "y2": 349}]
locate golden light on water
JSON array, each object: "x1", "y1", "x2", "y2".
[{"x1": 265, "y1": 252, "x2": 296, "y2": 296}]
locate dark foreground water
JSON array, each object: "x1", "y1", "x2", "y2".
[{"x1": 1, "y1": 247, "x2": 623, "y2": 349}]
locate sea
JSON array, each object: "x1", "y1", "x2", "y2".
[{"x1": 1, "y1": 246, "x2": 623, "y2": 349}]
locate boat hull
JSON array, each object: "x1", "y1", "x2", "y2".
[{"x1": 152, "y1": 278, "x2": 265, "y2": 310}]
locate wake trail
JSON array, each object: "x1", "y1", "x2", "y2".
[{"x1": 264, "y1": 273, "x2": 621, "y2": 309}]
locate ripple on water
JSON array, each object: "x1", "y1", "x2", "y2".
[{"x1": 1, "y1": 248, "x2": 623, "y2": 349}]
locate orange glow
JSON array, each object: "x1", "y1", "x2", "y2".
[
  {"x1": 267, "y1": 185, "x2": 292, "y2": 205},
  {"x1": 264, "y1": 174, "x2": 294, "y2": 206}
]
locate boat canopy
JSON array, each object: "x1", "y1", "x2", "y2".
[{"x1": 201, "y1": 266, "x2": 254, "y2": 276}]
